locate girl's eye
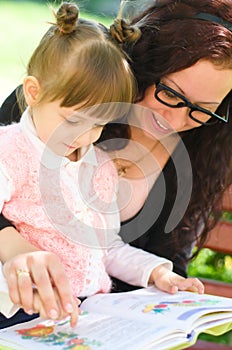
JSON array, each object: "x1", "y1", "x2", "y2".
[{"x1": 65, "y1": 117, "x2": 81, "y2": 125}]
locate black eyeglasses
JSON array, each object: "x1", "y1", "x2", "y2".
[{"x1": 154, "y1": 82, "x2": 229, "y2": 126}]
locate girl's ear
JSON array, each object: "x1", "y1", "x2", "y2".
[{"x1": 23, "y1": 76, "x2": 40, "y2": 106}]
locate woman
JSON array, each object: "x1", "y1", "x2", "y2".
[
  {"x1": 105, "y1": 0, "x2": 232, "y2": 291},
  {"x1": 0, "y1": 0, "x2": 232, "y2": 323}
]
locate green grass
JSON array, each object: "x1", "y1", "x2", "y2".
[{"x1": 0, "y1": 1, "x2": 112, "y2": 103}]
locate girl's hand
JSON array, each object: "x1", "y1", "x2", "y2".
[
  {"x1": 3, "y1": 251, "x2": 80, "y2": 327},
  {"x1": 149, "y1": 265, "x2": 205, "y2": 294}
]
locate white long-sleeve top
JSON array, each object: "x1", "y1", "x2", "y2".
[{"x1": 0, "y1": 108, "x2": 172, "y2": 317}]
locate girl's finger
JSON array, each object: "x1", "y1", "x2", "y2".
[{"x1": 177, "y1": 277, "x2": 205, "y2": 294}]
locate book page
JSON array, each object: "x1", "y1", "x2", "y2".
[
  {"x1": 0, "y1": 311, "x2": 177, "y2": 350},
  {"x1": 1, "y1": 287, "x2": 231, "y2": 350},
  {"x1": 81, "y1": 286, "x2": 232, "y2": 332}
]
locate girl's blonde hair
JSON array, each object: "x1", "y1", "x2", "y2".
[{"x1": 21, "y1": 2, "x2": 137, "y2": 120}]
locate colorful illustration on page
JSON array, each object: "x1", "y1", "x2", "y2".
[
  {"x1": 143, "y1": 299, "x2": 220, "y2": 314},
  {"x1": 14, "y1": 318, "x2": 102, "y2": 349}
]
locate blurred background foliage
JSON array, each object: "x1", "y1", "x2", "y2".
[
  {"x1": 0, "y1": 0, "x2": 120, "y2": 16},
  {"x1": 188, "y1": 212, "x2": 232, "y2": 346},
  {"x1": 188, "y1": 248, "x2": 232, "y2": 284},
  {"x1": 1, "y1": 0, "x2": 232, "y2": 345},
  {"x1": 0, "y1": 0, "x2": 118, "y2": 103},
  {"x1": 188, "y1": 210, "x2": 232, "y2": 283}
]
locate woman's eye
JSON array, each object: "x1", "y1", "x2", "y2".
[{"x1": 163, "y1": 90, "x2": 179, "y2": 100}]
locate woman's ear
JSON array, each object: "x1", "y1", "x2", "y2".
[{"x1": 23, "y1": 76, "x2": 40, "y2": 106}]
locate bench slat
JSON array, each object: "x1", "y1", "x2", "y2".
[
  {"x1": 188, "y1": 339, "x2": 231, "y2": 350},
  {"x1": 201, "y1": 278, "x2": 232, "y2": 298},
  {"x1": 222, "y1": 186, "x2": 232, "y2": 212},
  {"x1": 204, "y1": 222, "x2": 232, "y2": 255}
]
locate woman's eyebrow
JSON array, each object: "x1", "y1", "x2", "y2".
[
  {"x1": 165, "y1": 77, "x2": 220, "y2": 105},
  {"x1": 197, "y1": 101, "x2": 220, "y2": 106}
]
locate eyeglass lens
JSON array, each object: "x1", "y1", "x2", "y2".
[{"x1": 155, "y1": 84, "x2": 228, "y2": 125}]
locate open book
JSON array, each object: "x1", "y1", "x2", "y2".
[{"x1": 0, "y1": 287, "x2": 232, "y2": 350}]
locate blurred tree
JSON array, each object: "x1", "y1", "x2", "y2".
[
  {"x1": 0, "y1": 0, "x2": 156, "y2": 17},
  {"x1": 0, "y1": 0, "x2": 119, "y2": 16}
]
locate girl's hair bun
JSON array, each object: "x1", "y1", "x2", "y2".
[
  {"x1": 109, "y1": 1, "x2": 141, "y2": 44},
  {"x1": 110, "y1": 18, "x2": 141, "y2": 44},
  {"x1": 56, "y1": 2, "x2": 79, "y2": 34}
]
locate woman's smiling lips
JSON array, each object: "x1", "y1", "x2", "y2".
[{"x1": 151, "y1": 112, "x2": 174, "y2": 134}]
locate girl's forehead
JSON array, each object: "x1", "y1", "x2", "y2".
[{"x1": 60, "y1": 102, "x2": 128, "y2": 124}]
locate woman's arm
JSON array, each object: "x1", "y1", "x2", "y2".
[
  {"x1": 0, "y1": 226, "x2": 38, "y2": 262},
  {"x1": 0, "y1": 225, "x2": 79, "y2": 326}
]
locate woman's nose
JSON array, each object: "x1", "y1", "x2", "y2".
[{"x1": 165, "y1": 106, "x2": 200, "y2": 130}]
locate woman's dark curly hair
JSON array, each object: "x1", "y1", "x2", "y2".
[{"x1": 97, "y1": 0, "x2": 232, "y2": 258}]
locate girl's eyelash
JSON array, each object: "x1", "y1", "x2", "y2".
[{"x1": 66, "y1": 118, "x2": 80, "y2": 124}]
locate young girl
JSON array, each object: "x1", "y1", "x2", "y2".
[{"x1": 0, "y1": 2, "x2": 204, "y2": 328}]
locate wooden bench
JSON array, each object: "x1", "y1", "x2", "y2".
[{"x1": 188, "y1": 186, "x2": 232, "y2": 349}]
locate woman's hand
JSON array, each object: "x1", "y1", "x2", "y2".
[
  {"x1": 149, "y1": 265, "x2": 204, "y2": 294},
  {"x1": 3, "y1": 251, "x2": 80, "y2": 327},
  {"x1": 32, "y1": 288, "x2": 80, "y2": 328}
]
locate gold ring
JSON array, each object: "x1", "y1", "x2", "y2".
[{"x1": 16, "y1": 269, "x2": 30, "y2": 278}]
